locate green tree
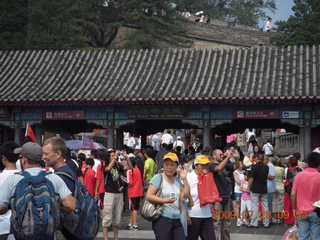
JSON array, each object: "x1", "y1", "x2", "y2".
[
  {"x1": 0, "y1": 0, "x2": 28, "y2": 50},
  {"x1": 116, "y1": 0, "x2": 192, "y2": 49},
  {"x1": 277, "y1": 0, "x2": 320, "y2": 46},
  {"x1": 175, "y1": 0, "x2": 276, "y2": 27},
  {"x1": 25, "y1": 0, "x2": 93, "y2": 49},
  {"x1": 0, "y1": 0, "x2": 191, "y2": 50}
]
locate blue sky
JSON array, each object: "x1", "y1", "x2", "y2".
[{"x1": 260, "y1": 0, "x2": 295, "y2": 27}]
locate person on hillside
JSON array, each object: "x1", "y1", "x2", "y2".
[
  {"x1": 181, "y1": 8, "x2": 191, "y2": 19},
  {"x1": 263, "y1": 17, "x2": 272, "y2": 32}
]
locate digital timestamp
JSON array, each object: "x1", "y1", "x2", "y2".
[{"x1": 211, "y1": 210, "x2": 308, "y2": 220}]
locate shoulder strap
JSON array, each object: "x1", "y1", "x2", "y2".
[
  {"x1": 157, "y1": 174, "x2": 163, "y2": 197},
  {"x1": 21, "y1": 171, "x2": 32, "y2": 178},
  {"x1": 55, "y1": 171, "x2": 79, "y2": 198},
  {"x1": 55, "y1": 171, "x2": 74, "y2": 182}
]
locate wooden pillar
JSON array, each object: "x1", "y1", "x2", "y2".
[
  {"x1": 116, "y1": 129, "x2": 124, "y2": 150},
  {"x1": 107, "y1": 126, "x2": 114, "y2": 150}
]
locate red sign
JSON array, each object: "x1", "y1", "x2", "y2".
[
  {"x1": 234, "y1": 110, "x2": 279, "y2": 119},
  {"x1": 43, "y1": 111, "x2": 84, "y2": 120}
]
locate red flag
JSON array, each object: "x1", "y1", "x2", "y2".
[{"x1": 25, "y1": 123, "x2": 36, "y2": 142}]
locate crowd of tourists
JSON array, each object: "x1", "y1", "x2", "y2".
[{"x1": 0, "y1": 134, "x2": 320, "y2": 240}]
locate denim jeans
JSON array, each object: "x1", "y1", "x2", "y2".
[
  {"x1": 250, "y1": 193, "x2": 269, "y2": 226},
  {"x1": 267, "y1": 192, "x2": 274, "y2": 213},
  {"x1": 297, "y1": 211, "x2": 320, "y2": 240}
]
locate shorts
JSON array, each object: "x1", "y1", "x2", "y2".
[
  {"x1": 102, "y1": 192, "x2": 124, "y2": 228},
  {"x1": 234, "y1": 193, "x2": 242, "y2": 202},
  {"x1": 129, "y1": 197, "x2": 141, "y2": 210}
]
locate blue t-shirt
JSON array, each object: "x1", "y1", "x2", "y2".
[
  {"x1": 150, "y1": 173, "x2": 182, "y2": 219},
  {"x1": 55, "y1": 165, "x2": 77, "y2": 194}
]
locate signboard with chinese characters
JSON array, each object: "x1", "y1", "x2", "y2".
[
  {"x1": 282, "y1": 111, "x2": 301, "y2": 119},
  {"x1": 126, "y1": 106, "x2": 187, "y2": 119},
  {"x1": 43, "y1": 111, "x2": 84, "y2": 120},
  {"x1": 233, "y1": 110, "x2": 279, "y2": 119}
]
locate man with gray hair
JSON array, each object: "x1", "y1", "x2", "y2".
[{"x1": 43, "y1": 137, "x2": 80, "y2": 240}]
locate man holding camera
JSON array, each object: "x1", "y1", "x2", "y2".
[{"x1": 209, "y1": 148, "x2": 239, "y2": 240}]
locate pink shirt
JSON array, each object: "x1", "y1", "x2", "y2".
[
  {"x1": 292, "y1": 168, "x2": 320, "y2": 213},
  {"x1": 240, "y1": 180, "x2": 251, "y2": 200}
]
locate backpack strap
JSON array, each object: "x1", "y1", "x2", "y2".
[{"x1": 55, "y1": 171, "x2": 79, "y2": 198}]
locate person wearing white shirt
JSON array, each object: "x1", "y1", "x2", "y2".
[
  {"x1": 90, "y1": 149, "x2": 101, "y2": 173},
  {"x1": 262, "y1": 140, "x2": 274, "y2": 156},
  {"x1": 173, "y1": 136, "x2": 185, "y2": 152},
  {"x1": 186, "y1": 155, "x2": 215, "y2": 240},
  {"x1": 0, "y1": 142, "x2": 20, "y2": 240},
  {"x1": 181, "y1": 9, "x2": 191, "y2": 19},
  {"x1": 161, "y1": 130, "x2": 173, "y2": 145},
  {"x1": 263, "y1": 18, "x2": 272, "y2": 32}
]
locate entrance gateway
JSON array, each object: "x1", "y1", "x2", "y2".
[
  {"x1": 0, "y1": 105, "x2": 316, "y2": 159},
  {"x1": 0, "y1": 45, "x2": 319, "y2": 159}
]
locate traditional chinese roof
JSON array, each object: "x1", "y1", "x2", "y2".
[{"x1": 0, "y1": 45, "x2": 319, "y2": 105}]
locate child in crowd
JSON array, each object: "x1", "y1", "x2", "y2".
[
  {"x1": 83, "y1": 158, "x2": 96, "y2": 197},
  {"x1": 240, "y1": 171, "x2": 252, "y2": 226},
  {"x1": 233, "y1": 161, "x2": 245, "y2": 226}
]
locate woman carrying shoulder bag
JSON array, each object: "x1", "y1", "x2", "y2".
[{"x1": 146, "y1": 152, "x2": 190, "y2": 240}]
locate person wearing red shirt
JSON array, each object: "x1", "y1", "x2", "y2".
[
  {"x1": 291, "y1": 152, "x2": 320, "y2": 240},
  {"x1": 95, "y1": 149, "x2": 107, "y2": 209},
  {"x1": 83, "y1": 158, "x2": 96, "y2": 197},
  {"x1": 126, "y1": 157, "x2": 143, "y2": 230}
]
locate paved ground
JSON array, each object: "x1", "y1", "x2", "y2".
[{"x1": 95, "y1": 211, "x2": 292, "y2": 240}]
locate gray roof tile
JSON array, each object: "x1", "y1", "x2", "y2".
[{"x1": 0, "y1": 45, "x2": 319, "y2": 104}]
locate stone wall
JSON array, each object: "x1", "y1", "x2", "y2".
[
  {"x1": 113, "y1": 19, "x2": 281, "y2": 49},
  {"x1": 183, "y1": 20, "x2": 281, "y2": 47}
]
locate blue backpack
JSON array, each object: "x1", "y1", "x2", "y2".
[
  {"x1": 10, "y1": 171, "x2": 60, "y2": 240},
  {"x1": 56, "y1": 171, "x2": 100, "y2": 240}
]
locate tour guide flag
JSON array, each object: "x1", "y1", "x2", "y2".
[{"x1": 25, "y1": 123, "x2": 36, "y2": 142}]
